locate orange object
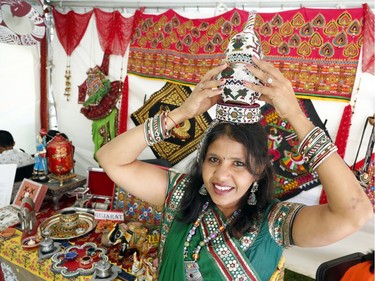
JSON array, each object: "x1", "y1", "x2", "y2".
[{"x1": 340, "y1": 261, "x2": 374, "y2": 281}]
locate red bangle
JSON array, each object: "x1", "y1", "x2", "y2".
[{"x1": 167, "y1": 114, "x2": 180, "y2": 128}]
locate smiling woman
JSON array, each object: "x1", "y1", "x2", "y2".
[{"x1": 96, "y1": 55, "x2": 372, "y2": 280}]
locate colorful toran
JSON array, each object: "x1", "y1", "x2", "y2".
[
  {"x1": 255, "y1": 7, "x2": 364, "y2": 102},
  {"x1": 128, "y1": 8, "x2": 250, "y2": 85}
]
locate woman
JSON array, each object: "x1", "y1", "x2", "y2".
[{"x1": 96, "y1": 57, "x2": 372, "y2": 280}]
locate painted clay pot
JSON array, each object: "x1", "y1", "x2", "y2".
[
  {"x1": 217, "y1": 10, "x2": 263, "y2": 105},
  {"x1": 46, "y1": 134, "x2": 74, "y2": 175}
]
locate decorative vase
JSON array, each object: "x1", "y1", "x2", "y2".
[
  {"x1": 216, "y1": 10, "x2": 263, "y2": 124},
  {"x1": 46, "y1": 134, "x2": 74, "y2": 176}
]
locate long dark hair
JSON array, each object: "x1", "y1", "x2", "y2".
[{"x1": 178, "y1": 122, "x2": 275, "y2": 238}]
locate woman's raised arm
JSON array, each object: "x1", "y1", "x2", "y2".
[{"x1": 245, "y1": 57, "x2": 373, "y2": 247}]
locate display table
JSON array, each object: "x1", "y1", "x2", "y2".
[
  {"x1": 0, "y1": 227, "x2": 149, "y2": 281},
  {"x1": 0, "y1": 229, "x2": 92, "y2": 281},
  {"x1": 0, "y1": 195, "x2": 158, "y2": 281}
]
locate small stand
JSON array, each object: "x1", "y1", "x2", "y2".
[{"x1": 49, "y1": 173, "x2": 77, "y2": 186}]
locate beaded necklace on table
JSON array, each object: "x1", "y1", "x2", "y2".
[{"x1": 183, "y1": 201, "x2": 241, "y2": 262}]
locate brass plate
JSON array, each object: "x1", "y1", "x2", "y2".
[{"x1": 39, "y1": 212, "x2": 97, "y2": 240}]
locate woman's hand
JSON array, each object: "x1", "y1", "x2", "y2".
[
  {"x1": 178, "y1": 63, "x2": 227, "y2": 120},
  {"x1": 244, "y1": 57, "x2": 302, "y2": 120}
]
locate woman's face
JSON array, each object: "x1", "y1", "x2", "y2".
[{"x1": 202, "y1": 135, "x2": 256, "y2": 217}]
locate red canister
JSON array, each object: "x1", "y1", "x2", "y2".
[{"x1": 47, "y1": 134, "x2": 74, "y2": 175}]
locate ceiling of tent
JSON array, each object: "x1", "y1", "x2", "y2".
[{"x1": 45, "y1": 0, "x2": 374, "y2": 9}]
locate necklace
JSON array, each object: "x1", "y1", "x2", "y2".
[{"x1": 184, "y1": 202, "x2": 240, "y2": 281}]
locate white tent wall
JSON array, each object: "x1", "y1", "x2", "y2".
[{"x1": 0, "y1": 43, "x2": 41, "y2": 155}]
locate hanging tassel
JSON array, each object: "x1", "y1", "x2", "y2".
[
  {"x1": 64, "y1": 59, "x2": 71, "y2": 101},
  {"x1": 319, "y1": 104, "x2": 352, "y2": 204}
]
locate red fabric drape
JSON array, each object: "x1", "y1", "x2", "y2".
[
  {"x1": 94, "y1": 8, "x2": 135, "y2": 56},
  {"x1": 93, "y1": 9, "x2": 134, "y2": 132},
  {"x1": 52, "y1": 7, "x2": 93, "y2": 56},
  {"x1": 362, "y1": 3, "x2": 375, "y2": 75},
  {"x1": 118, "y1": 76, "x2": 129, "y2": 134},
  {"x1": 40, "y1": 34, "x2": 48, "y2": 130},
  {"x1": 319, "y1": 104, "x2": 352, "y2": 204}
]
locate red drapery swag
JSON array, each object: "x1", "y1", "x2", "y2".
[
  {"x1": 362, "y1": 3, "x2": 374, "y2": 74},
  {"x1": 94, "y1": 8, "x2": 135, "y2": 56},
  {"x1": 93, "y1": 8, "x2": 135, "y2": 132},
  {"x1": 52, "y1": 7, "x2": 93, "y2": 56}
]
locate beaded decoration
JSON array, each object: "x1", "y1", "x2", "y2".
[
  {"x1": 298, "y1": 127, "x2": 337, "y2": 171},
  {"x1": 143, "y1": 111, "x2": 171, "y2": 146},
  {"x1": 183, "y1": 202, "x2": 240, "y2": 262}
]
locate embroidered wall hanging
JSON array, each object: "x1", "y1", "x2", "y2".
[
  {"x1": 112, "y1": 184, "x2": 162, "y2": 225},
  {"x1": 79, "y1": 53, "x2": 122, "y2": 121},
  {"x1": 131, "y1": 82, "x2": 212, "y2": 165},
  {"x1": 362, "y1": 4, "x2": 374, "y2": 75},
  {"x1": 260, "y1": 99, "x2": 328, "y2": 200},
  {"x1": 91, "y1": 108, "x2": 118, "y2": 162},
  {"x1": 351, "y1": 154, "x2": 375, "y2": 212},
  {"x1": 255, "y1": 7, "x2": 364, "y2": 102},
  {"x1": 127, "y1": 8, "x2": 250, "y2": 85},
  {"x1": 0, "y1": 0, "x2": 45, "y2": 45}
]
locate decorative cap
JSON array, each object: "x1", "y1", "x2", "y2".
[{"x1": 216, "y1": 10, "x2": 263, "y2": 124}]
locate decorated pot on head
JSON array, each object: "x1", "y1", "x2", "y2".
[
  {"x1": 216, "y1": 10, "x2": 263, "y2": 124},
  {"x1": 46, "y1": 134, "x2": 74, "y2": 175}
]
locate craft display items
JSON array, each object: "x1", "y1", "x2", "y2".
[
  {"x1": 92, "y1": 260, "x2": 122, "y2": 281},
  {"x1": 46, "y1": 133, "x2": 76, "y2": 185},
  {"x1": 32, "y1": 129, "x2": 48, "y2": 182},
  {"x1": 38, "y1": 211, "x2": 97, "y2": 240},
  {"x1": 352, "y1": 115, "x2": 375, "y2": 187},
  {"x1": 103, "y1": 222, "x2": 151, "y2": 259},
  {"x1": 59, "y1": 209, "x2": 79, "y2": 229},
  {"x1": 17, "y1": 196, "x2": 36, "y2": 234},
  {"x1": 52, "y1": 7, "x2": 94, "y2": 101},
  {"x1": 131, "y1": 251, "x2": 157, "y2": 281},
  {"x1": 50, "y1": 242, "x2": 109, "y2": 278},
  {"x1": 38, "y1": 229, "x2": 61, "y2": 260}
]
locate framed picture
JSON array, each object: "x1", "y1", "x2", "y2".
[{"x1": 13, "y1": 178, "x2": 48, "y2": 212}]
